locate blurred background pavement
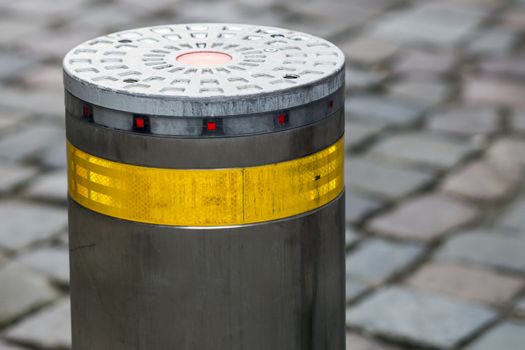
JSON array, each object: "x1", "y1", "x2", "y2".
[{"x1": 1, "y1": 0, "x2": 525, "y2": 349}]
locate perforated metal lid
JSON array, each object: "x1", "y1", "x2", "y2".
[{"x1": 63, "y1": 23, "x2": 345, "y2": 117}]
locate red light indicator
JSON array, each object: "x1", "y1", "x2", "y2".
[
  {"x1": 82, "y1": 104, "x2": 92, "y2": 118},
  {"x1": 277, "y1": 113, "x2": 287, "y2": 126},
  {"x1": 207, "y1": 121, "x2": 217, "y2": 131},
  {"x1": 135, "y1": 117, "x2": 145, "y2": 129}
]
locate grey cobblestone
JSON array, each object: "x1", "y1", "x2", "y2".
[
  {"x1": 370, "y1": 132, "x2": 479, "y2": 169},
  {"x1": 0, "y1": 201, "x2": 67, "y2": 251},
  {"x1": 346, "y1": 333, "x2": 398, "y2": 350},
  {"x1": 346, "y1": 238, "x2": 423, "y2": 286},
  {"x1": 24, "y1": 171, "x2": 67, "y2": 203},
  {"x1": 345, "y1": 191, "x2": 383, "y2": 224},
  {"x1": 427, "y1": 106, "x2": 499, "y2": 136},
  {"x1": 340, "y1": 37, "x2": 399, "y2": 65},
  {"x1": 17, "y1": 247, "x2": 69, "y2": 284},
  {"x1": 442, "y1": 159, "x2": 521, "y2": 202},
  {"x1": 0, "y1": 125, "x2": 64, "y2": 162},
  {"x1": 0, "y1": 163, "x2": 37, "y2": 194},
  {"x1": 0, "y1": 263, "x2": 58, "y2": 326},
  {"x1": 436, "y1": 229, "x2": 525, "y2": 273},
  {"x1": 499, "y1": 198, "x2": 525, "y2": 231},
  {"x1": 346, "y1": 286, "x2": 497, "y2": 349},
  {"x1": 394, "y1": 49, "x2": 457, "y2": 76},
  {"x1": 0, "y1": 341, "x2": 25, "y2": 350},
  {"x1": 388, "y1": 78, "x2": 451, "y2": 108},
  {"x1": 368, "y1": 194, "x2": 479, "y2": 241},
  {"x1": 345, "y1": 96, "x2": 424, "y2": 127},
  {"x1": 407, "y1": 262, "x2": 524, "y2": 306},
  {"x1": 346, "y1": 157, "x2": 434, "y2": 200},
  {"x1": 369, "y1": 2, "x2": 488, "y2": 46},
  {"x1": 467, "y1": 28, "x2": 518, "y2": 56},
  {"x1": 511, "y1": 110, "x2": 525, "y2": 132},
  {"x1": 345, "y1": 121, "x2": 384, "y2": 150},
  {"x1": 467, "y1": 322, "x2": 525, "y2": 350},
  {"x1": 4, "y1": 298, "x2": 71, "y2": 349}
]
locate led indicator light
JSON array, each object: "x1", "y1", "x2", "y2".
[
  {"x1": 133, "y1": 115, "x2": 150, "y2": 132},
  {"x1": 207, "y1": 121, "x2": 217, "y2": 131},
  {"x1": 277, "y1": 113, "x2": 288, "y2": 126},
  {"x1": 82, "y1": 104, "x2": 93, "y2": 120},
  {"x1": 328, "y1": 99, "x2": 334, "y2": 109}
]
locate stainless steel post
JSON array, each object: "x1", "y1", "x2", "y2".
[{"x1": 63, "y1": 23, "x2": 345, "y2": 350}]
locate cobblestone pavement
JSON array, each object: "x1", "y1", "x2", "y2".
[{"x1": 1, "y1": 0, "x2": 525, "y2": 349}]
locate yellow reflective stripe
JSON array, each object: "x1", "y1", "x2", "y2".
[{"x1": 67, "y1": 138, "x2": 344, "y2": 226}]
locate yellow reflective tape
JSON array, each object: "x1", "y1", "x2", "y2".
[{"x1": 67, "y1": 138, "x2": 344, "y2": 226}]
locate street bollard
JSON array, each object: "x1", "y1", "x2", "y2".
[{"x1": 64, "y1": 23, "x2": 345, "y2": 350}]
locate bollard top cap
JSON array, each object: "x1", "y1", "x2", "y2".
[{"x1": 63, "y1": 23, "x2": 344, "y2": 117}]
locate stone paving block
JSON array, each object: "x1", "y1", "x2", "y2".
[
  {"x1": 0, "y1": 201, "x2": 67, "y2": 251},
  {"x1": 17, "y1": 247, "x2": 69, "y2": 284},
  {"x1": 467, "y1": 28, "x2": 518, "y2": 56},
  {"x1": 407, "y1": 262, "x2": 524, "y2": 306},
  {"x1": 368, "y1": 194, "x2": 478, "y2": 242},
  {"x1": 467, "y1": 322, "x2": 525, "y2": 350},
  {"x1": 442, "y1": 159, "x2": 521, "y2": 202},
  {"x1": 499, "y1": 198, "x2": 525, "y2": 231},
  {"x1": 0, "y1": 88, "x2": 64, "y2": 118},
  {"x1": 0, "y1": 19, "x2": 44, "y2": 47},
  {"x1": 24, "y1": 171, "x2": 67, "y2": 202},
  {"x1": 2, "y1": 0, "x2": 87, "y2": 18},
  {"x1": 346, "y1": 238, "x2": 423, "y2": 285},
  {"x1": 0, "y1": 53, "x2": 36, "y2": 81},
  {"x1": 346, "y1": 287, "x2": 497, "y2": 349},
  {"x1": 340, "y1": 37, "x2": 399, "y2": 65},
  {"x1": 0, "y1": 263, "x2": 58, "y2": 326},
  {"x1": 65, "y1": 4, "x2": 144, "y2": 33},
  {"x1": 345, "y1": 96, "x2": 424, "y2": 127},
  {"x1": 18, "y1": 65, "x2": 63, "y2": 91},
  {"x1": 0, "y1": 163, "x2": 37, "y2": 194},
  {"x1": 346, "y1": 333, "x2": 398, "y2": 350},
  {"x1": 346, "y1": 66, "x2": 387, "y2": 91},
  {"x1": 388, "y1": 78, "x2": 450, "y2": 108},
  {"x1": 516, "y1": 297, "x2": 525, "y2": 316},
  {"x1": 464, "y1": 75, "x2": 525, "y2": 108},
  {"x1": 487, "y1": 138, "x2": 525, "y2": 167},
  {"x1": 478, "y1": 56, "x2": 525, "y2": 80},
  {"x1": 511, "y1": 110, "x2": 525, "y2": 132},
  {"x1": 437, "y1": 229, "x2": 525, "y2": 273},
  {"x1": 5, "y1": 298, "x2": 71, "y2": 349},
  {"x1": 346, "y1": 277, "x2": 369, "y2": 302},
  {"x1": 346, "y1": 191, "x2": 383, "y2": 224},
  {"x1": 0, "y1": 125, "x2": 64, "y2": 162},
  {"x1": 345, "y1": 122, "x2": 383, "y2": 150},
  {"x1": 115, "y1": 0, "x2": 182, "y2": 13},
  {"x1": 502, "y1": 8, "x2": 525, "y2": 30},
  {"x1": 346, "y1": 157, "x2": 434, "y2": 200},
  {"x1": 346, "y1": 227, "x2": 360, "y2": 247},
  {"x1": 369, "y1": 2, "x2": 487, "y2": 46},
  {"x1": 37, "y1": 141, "x2": 67, "y2": 169},
  {"x1": 370, "y1": 132, "x2": 478, "y2": 169},
  {"x1": 427, "y1": 106, "x2": 499, "y2": 136},
  {"x1": 0, "y1": 110, "x2": 30, "y2": 133},
  {"x1": 394, "y1": 49, "x2": 456, "y2": 76},
  {"x1": 18, "y1": 27, "x2": 103, "y2": 60},
  {"x1": 0, "y1": 340, "x2": 25, "y2": 350}
]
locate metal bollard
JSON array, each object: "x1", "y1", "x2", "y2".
[{"x1": 64, "y1": 23, "x2": 345, "y2": 350}]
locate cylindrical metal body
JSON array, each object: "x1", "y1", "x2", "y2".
[{"x1": 64, "y1": 23, "x2": 345, "y2": 350}]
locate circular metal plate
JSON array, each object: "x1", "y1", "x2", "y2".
[{"x1": 63, "y1": 23, "x2": 345, "y2": 116}]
